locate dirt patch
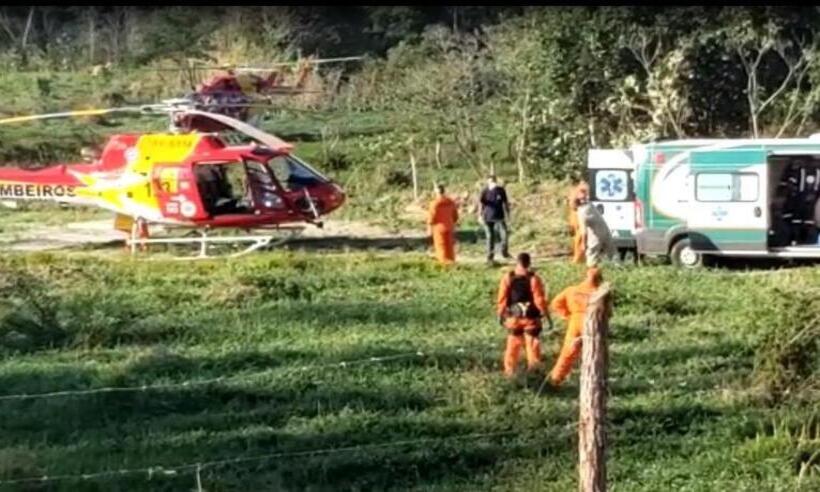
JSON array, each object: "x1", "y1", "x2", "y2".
[
  {"x1": 0, "y1": 216, "x2": 566, "y2": 265},
  {"x1": 0, "y1": 219, "x2": 128, "y2": 252},
  {"x1": 0, "y1": 218, "x2": 427, "y2": 254}
]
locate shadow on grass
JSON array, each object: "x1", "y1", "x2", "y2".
[
  {"x1": 617, "y1": 340, "x2": 751, "y2": 368},
  {"x1": 261, "y1": 300, "x2": 465, "y2": 328},
  {"x1": 281, "y1": 229, "x2": 482, "y2": 253},
  {"x1": 103, "y1": 420, "x2": 564, "y2": 492},
  {"x1": 610, "y1": 340, "x2": 752, "y2": 397},
  {"x1": 0, "y1": 345, "x2": 437, "y2": 424},
  {"x1": 709, "y1": 256, "x2": 820, "y2": 271},
  {"x1": 610, "y1": 322, "x2": 652, "y2": 343},
  {"x1": 1, "y1": 343, "x2": 484, "y2": 445},
  {"x1": 610, "y1": 402, "x2": 723, "y2": 444},
  {"x1": 0, "y1": 344, "x2": 552, "y2": 491}
]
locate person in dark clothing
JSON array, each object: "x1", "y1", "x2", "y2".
[{"x1": 478, "y1": 175, "x2": 511, "y2": 263}]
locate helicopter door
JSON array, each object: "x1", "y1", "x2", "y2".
[
  {"x1": 152, "y1": 165, "x2": 207, "y2": 220},
  {"x1": 244, "y1": 160, "x2": 287, "y2": 213}
]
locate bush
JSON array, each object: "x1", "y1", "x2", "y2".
[
  {"x1": 324, "y1": 150, "x2": 353, "y2": 171},
  {"x1": 753, "y1": 287, "x2": 820, "y2": 404},
  {"x1": 384, "y1": 170, "x2": 412, "y2": 188},
  {"x1": 0, "y1": 266, "x2": 68, "y2": 353}
]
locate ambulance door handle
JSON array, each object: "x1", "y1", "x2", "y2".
[{"x1": 753, "y1": 206, "x2": 762, "y2": 218}]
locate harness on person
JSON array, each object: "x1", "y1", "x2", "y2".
[{"x1": 505, "y1": 272, "x2": 542, "y2": 319}]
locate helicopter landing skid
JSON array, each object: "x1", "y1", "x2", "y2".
[{"x1": 126, "y1": 226, "x2": 305, "y2": 260}]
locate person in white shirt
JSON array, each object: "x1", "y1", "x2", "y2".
[{"x1": 576, "y1": 196, "x2": 615, "y2": 267}]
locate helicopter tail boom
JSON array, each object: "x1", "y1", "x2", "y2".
[{"x1": 0, "y1": 165, "x2": 88, "y2": 203}]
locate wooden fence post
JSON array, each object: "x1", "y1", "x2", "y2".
[{"x1": 579, "y1": 282, "x2": 613, "y2": 492}]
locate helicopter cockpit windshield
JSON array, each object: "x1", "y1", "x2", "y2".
[
  {"x1": 194, "y1": 155, "x2": 330, "y2": 217},
  {"x1": 266, "y1": 155, "x2": 329, "y2": 191}
]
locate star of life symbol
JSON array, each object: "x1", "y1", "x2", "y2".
[
  {"x1": 599, "y1": 173, "x2": 624, "y2": 199},
  {"x1": 711, "y1": 206, "x2": 729, "y2": 221}
]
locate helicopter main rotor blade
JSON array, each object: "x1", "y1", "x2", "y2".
[
  {"x1": 0, "y1": 106, "x2": 162, "y2": 125},
  {"x1": 183, "y1": 89, "x2": 323, "y2": 96},
  {"x1": 184, "y1": 109, "x2": 293, "y2": 152},
  {"x1": 147, "y1": 56, "x2": 365, "y2": 72},
  {"x1": 232, "y1": 56, "x2": 365, "y2": 72}
]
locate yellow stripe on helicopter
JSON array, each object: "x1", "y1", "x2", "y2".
[
  {"x1": 72, "y1": 134, "x2": 201, "y2": 215},
  {"x1": 131, "y1": 134, "x2": 201, "y2": 173}
]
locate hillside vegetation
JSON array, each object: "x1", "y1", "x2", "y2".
[
  {"x1": 4, "y1": 7, "x2": 820, "y2": 177},
  {"x1": 4, "y1": 7, "x2": 820, "y2": 234}
]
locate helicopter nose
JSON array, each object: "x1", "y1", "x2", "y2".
[{"x1": 325, "y1": 183, "x2": 346, "y2": 210}]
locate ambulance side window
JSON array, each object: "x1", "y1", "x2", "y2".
[{"x1": 695, "y1": 173, "x2": 758, "y2": 202}]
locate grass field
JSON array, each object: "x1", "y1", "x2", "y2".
[{"x1": 0, "y1": 251, "x2": 818, "y2": 491}]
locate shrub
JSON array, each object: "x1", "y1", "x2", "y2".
[{"x1": 753, "y1": 287, "x2": 820, "y2": 404}]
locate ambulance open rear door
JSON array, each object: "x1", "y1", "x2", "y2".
[{"x1": 587, "y1": 149, "x2": 636, "y2": 250}]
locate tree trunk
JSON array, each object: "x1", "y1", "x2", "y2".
[
  {"x1": 21, "y1": 7, "x2": 34, "y2": 50},
  {"x1": 589, "y1": 116, "x2": 597, "y2": 148},
  {"x1": 750, "y1": 111, "x2": 759, "y2": 139},
  {"x1": 516, "y1": 87, "x2": 531, "y2": 183},
  {"x1": 87, "y1": 10, "x2": 95, "y2": 65},
  {"x1": 123, "y1": 8, "x2": 136, "y2": 60},
  {"x1": 19, "y1": 6, "x2": 35, "y2": 65},
  {"x1": 185, "y1": 58, "x2": 198, "y2": 92},
  {"x1": 435, "y1": 140, "x2": 443, "y2": 169},
  {"x1": 579, "y1": 282, "x2": 613, "y2": 492},
  {"x1": 409, "y1": 151, "x2": 419, "y2": 201}
]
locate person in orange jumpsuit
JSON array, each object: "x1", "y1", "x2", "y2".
[
  {"x1": 568, "y1": 182, "x2": 590, "y2": 264},
  {"x1": 427, "y1": 184, "x2": 459, "y2": 265},
  {"x1": 496, "y1": 252, "x2": 551, "y2": 377},
  {"x1": 547, "y1": 267, "x2": 603, "y2": 386}
]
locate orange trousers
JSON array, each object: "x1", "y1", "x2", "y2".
[
  {"x1": 548, "y1": 320, "x2": 582, "y2": 385},
  {"x1": 432, "y1": 225, "x2": 456, "y2": 265},
  {"x1": 571, "y1": 230, "x2": 585, "y2": 264},
  {"x1": 503, "y1": 332, "x2": 543, "y2": 376}
]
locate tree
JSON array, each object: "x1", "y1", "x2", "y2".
[
  {"x1": 0, "y1": 7, "x2": 36, "y2": 67},
  {"x1": 620, "y1": 30, "x2": 693, "y2": 139},
  {"x1": 136, "y1": 7, "x2": 217, "y2": 83},
  {"x1": 486, "y1": 11, "x2": 545, "y2": 182},
  {"x1": 377, "y1": 26, "x2": 499, "y2": 178},
  {"x1": 719, "y1": 18, "x2": 816, "y2": 138}
]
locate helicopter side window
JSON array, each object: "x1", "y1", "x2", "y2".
[
  {"x1": 222, "y1": 164, "x2": 250, "y2": 205},
  {"x1": 246, "y1": 160, "x2": 276, "y2": 188},
  {"x1": 194, "y1": 162, "x2": 252, "y2": 215},
  {"x1": 267, "y1": 155, "x2": 327, "y2": 191},
  {"x1": 245, "y1": 160, "x2": 286, "y2": 210}
]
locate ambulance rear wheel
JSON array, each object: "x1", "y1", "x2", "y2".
[{"x1": 670, "y1": 237, "x2": 703, "y2": 269}]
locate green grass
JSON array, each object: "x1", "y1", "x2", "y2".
[{"x1": 0, "y1": 252, "x2": 818, "y2": 491}]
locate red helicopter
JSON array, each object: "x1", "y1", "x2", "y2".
[
  {"x1": 158, "y1": 56, "x2": 363, "y2": 130},
  {"x1": 0, "y1": 106, "x2": 346, "y2": 257}
]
